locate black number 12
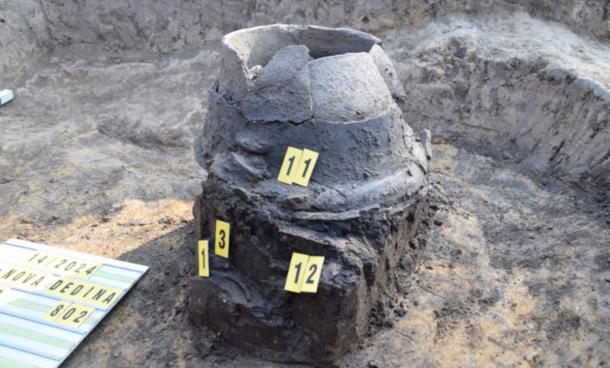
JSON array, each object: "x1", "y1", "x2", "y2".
[{"x1": 294, "y1": 263, "x2": 318, "y2": 284}]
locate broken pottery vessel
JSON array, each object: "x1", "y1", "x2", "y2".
[{"x1": 189, "y1": 24, "x2": 431, "y2": 363}]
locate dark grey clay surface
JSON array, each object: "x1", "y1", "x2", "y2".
[{"x1": 190, "y1": 25, "x2": 430, "y2": 363}]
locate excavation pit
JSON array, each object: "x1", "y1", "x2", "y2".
[{"x1": 0, "y1": 2, "x2": 609, "y2": 367}]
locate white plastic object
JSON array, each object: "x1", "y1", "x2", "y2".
[{"x1": 0, "y1": 89, "x2": 14, "y2": 106}]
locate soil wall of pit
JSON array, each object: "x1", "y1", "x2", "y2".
[{"x1": 2, "y1": 0, "x2": 609, "y2": 77}]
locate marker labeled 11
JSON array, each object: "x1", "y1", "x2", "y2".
[{"x1": 277, "y1": 147, "x2": 319, "y2": 187}]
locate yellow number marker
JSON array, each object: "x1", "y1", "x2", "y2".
[
  {"x1": 72, "y1": 262, "x2": 101, "y2": 278},
  {"x1": 198, "y1": 240, "x2": 210, "y2": 277},
  {"x1": 284, "y1": 252, "x2": 310, "y2": 293},
  {"x1": 46, "y1": 301, "x2": 95, "y2": 328},
  {"x1": 27, "y1": 251, "x2": 100, "y2": 278},
  {"x1": 277, "y1": 147, "x2": 303, "y2": 185},
  {"x1": 44, "y1": 301, "x2": 72, "y2": 323},
  {"x1": 292, "y1": 149, "x2": 319, "y2": 187},
  {"x1": 214, "y1": 220, "x2": 230, "y2": 258},
  {"x1": 0, "y1": 266, "x2": 49, "y2": 290},
  {"x1": 56, "y1": 303, "x2": 95, "y2": 328},
  {"x1": 285, "y1": 253, "x2": 325, "y2": 294},
  {"x1": 27, "y1": 252, "x2": 58, "y2": 270},
  {"x1": 301, "y1": 256, "x2": 325, "y2": 293},
  {"x1": 46, "y1": 278, "x2": 121, "y2": 309}
]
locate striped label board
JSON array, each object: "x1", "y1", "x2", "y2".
[{"x1": 0, "y1": 238, "x2": 148, "y2": 368}]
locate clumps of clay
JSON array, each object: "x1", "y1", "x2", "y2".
[
  {"x1": 218, "y1": 25, "x2": 406, "y2": 124},
  {"x1": 190, "y1": 25, "x2": 430, "y2": 364},
  {"x1": 242, "y1": 45, "x2": 313, "y2": 123}
]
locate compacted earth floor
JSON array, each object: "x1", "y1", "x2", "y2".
[{"x1": 0, "y1": 15, "x2": 608, "y2": 368}]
